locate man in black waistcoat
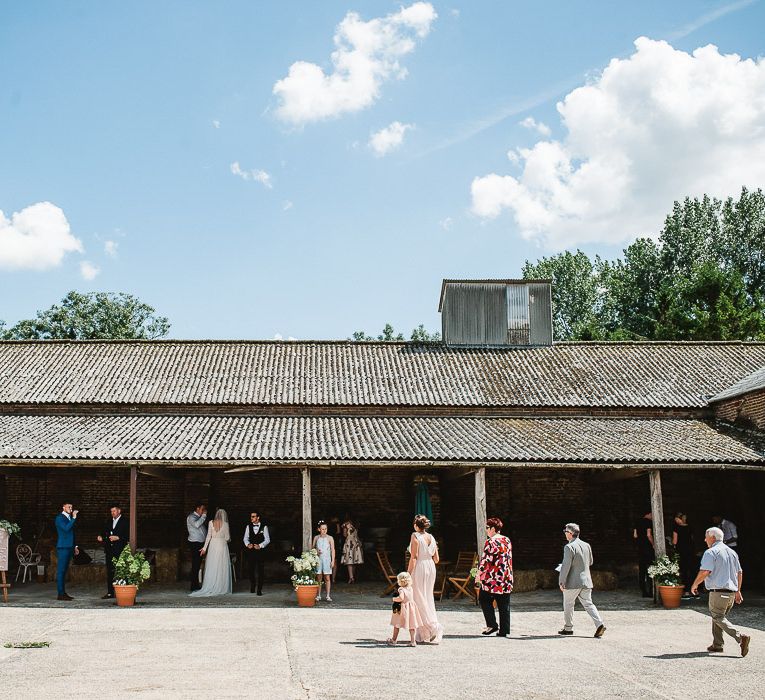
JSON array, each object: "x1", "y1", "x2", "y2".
[
  {"x1": 97, "y1": 504, "x2": 130, "y2": 599},
  {"x1": 242, "y1": 512, "x2": 270, "y2": 595}
]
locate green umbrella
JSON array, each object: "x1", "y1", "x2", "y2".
[{"x1": 415, "y1": 482, "x2": 434, "y2": 526}]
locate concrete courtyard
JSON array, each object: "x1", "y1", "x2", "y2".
[{"x1": 1, "y1": 584, "x2": 763, "y2": 699}]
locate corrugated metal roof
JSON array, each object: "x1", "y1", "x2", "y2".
[
  {"x1": 1, "y1": 340, "x2": 765, "y2": 408},
  {"x1": 710, "y1": 366, "x2": 765, "y2": 403},
  {"x1": 0, "y1": 415, "x2": 761, "y2": 465}
]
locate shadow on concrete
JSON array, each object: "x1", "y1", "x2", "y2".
[
  {"x1": 515, "y1": 634, "x2": 575, "y2": 640},
  {"x1": 644, "y1": 651, "x2": 737, "y2": 660}
]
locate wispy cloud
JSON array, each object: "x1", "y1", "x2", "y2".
[
  {"x1": 282, "y1": 200, "x2": 293, "y2": 211},
  {"x1": 665, "y1": 0, "x2": 757, "y2": 41},
  {"x1": 212, "y1": 119, "x2": 221, "y2": 129},
  {"x1": 79, "y1": 260, "x2": 100, "y2": 280},
  {"x1": 369, "y1": 121, "x2": 414, "y2": 156},
  {"x1": 230, "y1": 161, "x2": 273, "y2": 188},
  {"x1": 104, "y1": 240, "x2": 118, "y2": 258}
]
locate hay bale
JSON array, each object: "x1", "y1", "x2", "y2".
[
  {"x1": 511, "y1": 570, "x2": 539, "y2": 593},
  {"x1": 592, "y1": 570, "x2": 619, "y2": 590}
]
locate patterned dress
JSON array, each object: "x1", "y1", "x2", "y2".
[
  {"x1": 341, "y1": 521, "x2": 364, "y2": 565},
  {"x1": 478, "y1": 534, "x2": 513, "y2": 593}
]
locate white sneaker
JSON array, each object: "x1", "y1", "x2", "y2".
[
  {"x1": 326, "y1": 596, "x2": 333, "y2": 602},
  {"x1": 315, "y1": 595, "x2": 321, "y2": 602}
]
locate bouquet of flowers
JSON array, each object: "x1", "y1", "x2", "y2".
[
  {"x1": 0, "y1": 520, "x2": 21, "y2": 537},
  {"x1": 647, "y1": 554, "x2": 681, "y2": 586},
  {"x1": 112, "y1": 547, "x2": 152, "y2": 588},
  {"x1": 286, "y1": 549, "x2": 320, "y2": 588}
]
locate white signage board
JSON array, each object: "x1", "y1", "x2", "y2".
[{"x1": 0, "y1": 529, "x2": 9, "y2": 572}]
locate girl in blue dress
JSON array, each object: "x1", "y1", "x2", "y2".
[{"x1": 313, "y1": 520, "x2": 336, "y2": 602}]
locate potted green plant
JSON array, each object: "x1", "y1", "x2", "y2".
[
  {"x1": 286, "y1": 549, "x2": 320, "y2": 607},
  {"x1": 648, "y1": 554, "x2": 683, "y2": 608},
  {"x1": 112, "y1": 547, "x2": 151, "y2": 607}
]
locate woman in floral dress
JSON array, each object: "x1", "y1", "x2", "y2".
[
  {"x1": 340, "y1": 516, "x2": 364, "y2": 583},
  {"x1": 476, "y1": 516, "x2": 513, "y2": 637}
]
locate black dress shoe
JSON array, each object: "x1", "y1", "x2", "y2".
[
  {"x1": 250, "y1": 585, "x2": 256, "y2": 594},
  {"x1": 257, "y1": 591, "x2": 263, "y2": 596},
  {"x1": 481, "y1": 627, "x2": 498, "y2": 636},
  {"x1": 558, "y1": 629, "x2": 574, "y2": 635},
  {"x1": 102, "y1": 593, "x2": 115, "y2": 599},
  {"x1": 57, "y1": 594, "x2": 74, "y2": 601}
]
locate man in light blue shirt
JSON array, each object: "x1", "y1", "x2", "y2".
[{"x1": 691, "y1": 527, "x2": 749, "y2": 657}]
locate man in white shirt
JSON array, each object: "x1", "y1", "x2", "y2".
[
  {"x1": 97, "y1": 504, "x2": 129, "y2": 598},
  {"x1": 243, "y1": 512, "x2": 270, "y2": 595},
  {"x1": 186, "y1": 503, "x2": 207, "y2": 592},
  {"x1": 712, "y1": 515, "x2": 738, "y2": 550}
]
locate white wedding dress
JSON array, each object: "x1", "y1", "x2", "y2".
[{"x1": 190, "y1": 513, "x2": 232, "y2": 597}]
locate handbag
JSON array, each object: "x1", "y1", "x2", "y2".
[{"x1": 391, "y1": 601, "x2": 401, "y2": 614}]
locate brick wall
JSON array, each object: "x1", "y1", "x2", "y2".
[
  {"x1": 714, "y1": 389, "x2": 765, "y2": 430},
  {"x1": 2, "y1": 467, "x2": 763, "y2": 584}
]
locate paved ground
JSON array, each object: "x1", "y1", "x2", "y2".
[{"x1": 1, "y1": 583, "x2": 763, "y2": 699}]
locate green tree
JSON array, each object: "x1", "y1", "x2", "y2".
[
  {"x1": 522, "y1": 250, "x2": 607, "y2": 340},
  {"x1": 1, "y1": 291, "x2": 170, "y2": 340},
  {"x1": 350, "y1": 323, "x2": 440, "y2": 342}
]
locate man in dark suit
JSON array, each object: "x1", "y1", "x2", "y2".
[
  {"x1": 97, "y1": 504, "x2": 130, "y2": 599},
  {"x1": 54, "y1": 502, "x2": 79, "y2": 601},
  {"x1": 242, "y1": 512, "x2": 270, "y2": 595}
]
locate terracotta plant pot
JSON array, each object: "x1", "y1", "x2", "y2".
[
  {"x1": 295, "y1": 584, "x2": 320, "y2": 607},
  {"x1": 114, "y1": 584, "x2": 138, "y2": 607},
  {"x1": 657, "y1": 584, "x2": 684, "y2": 608}
]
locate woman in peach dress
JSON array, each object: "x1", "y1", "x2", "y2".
[{"x1": 407, "y1": 514, "x2": 444, "y2": 644}]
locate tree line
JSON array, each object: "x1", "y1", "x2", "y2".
[{"x1": 523, "y1": 187, "x2": 765, "y2": 341}]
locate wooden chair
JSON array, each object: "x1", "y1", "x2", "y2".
[
  {"x1": 448, "y1": 552, "x2": 478, "y2": 600},
  {"x1": 434, "y1": 563, "x2": 448, "y2": 601},
  {"x1": 376, "y1": 551, "x2": 398, "y2": 597}
]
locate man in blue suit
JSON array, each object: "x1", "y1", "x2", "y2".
[{"x1": 55, "y1": 502, "x2": 79, "y2": 601}]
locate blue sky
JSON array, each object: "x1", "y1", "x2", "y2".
[{"x1": 1, "y1": 1, "x2": 764, "y2": 339}]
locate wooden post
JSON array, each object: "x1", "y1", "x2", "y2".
[
  {"x1": 474, "y1": 467, "x2": 487, "y2": 555},
  {"x1": 129, "y1": 465, "x2": 138, "y2": 550},
  {"x1": 302, "y1": 467, "x2": 312, "y2": 552},
  {"x1": 649, "y1": 470, "x2": 666, "y2": 557}
]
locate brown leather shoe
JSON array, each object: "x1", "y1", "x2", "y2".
[
  {"x1": 57, "y1": 594, "x2": 74, "y2": 601},
  {"x1": 594, "y1": 625, "x2": 606, "y2": 638},
  {"x1": 707, "y1": 645, "x2": 723, "y2": 653},
  {"x1": 740, "y1": 635, "x2": 750, "y2": 657}
]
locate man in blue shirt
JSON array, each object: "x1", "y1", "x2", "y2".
[
  {"x1": 54, "y1": 502, "x2": 79, "y2": 601},
  {"x1": 691, "y1": 526, "x2": 750, "y2": 657}
]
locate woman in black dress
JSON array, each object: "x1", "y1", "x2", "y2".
[{"x1": 672, "y1": 512, "x2": 695, "y2": 596}]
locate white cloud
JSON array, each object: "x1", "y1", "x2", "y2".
[
  {"x1": 0, "y1": 202, "x2": 82, "y2": 271},
  {"x1": 368, "y1": 121, "x2": 413, "y2": 156},
  {"x1": 519, "y1": 116, "x2": 551, "y2": 137},
  {"x1": 272, "y1": 2, "x2": 436, "y2": 125},
  {"x1": 230, "y1": 161, "x2": 273, "y2": 188},
  {"x1": 471, "y1": 38, "x2": 765, "y2": 249},
  {"x1": 273, "y1": 333, "x2": 297, "y2": 341},
  {"x1": 104, "y1": 240, "x2": 118, "y2": 258},
  {"x1": 449, "y1": 8, "x2": 460, "y2": 18},
  {"x1": 212, "y1": 119, "x2": 221, "y2": 129},
  {"x1": 282, "y1": 200, "x2": 293, "y2": 211},
  {"x1": 439, "y1": 217, "x2": 453, "y2": 230},
  {"x1": 79, "y1": 260, "x2": 100, "y2": 280}
]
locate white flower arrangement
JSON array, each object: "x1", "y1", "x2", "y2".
[
  {"x1": 647, "y1": 554, "x2": 681, "y2": 586},
  {"x1": 112, "y1": 547, "x2": 152, "y2": 588},
  {"x1": 286, "y1": 549, "x2": 320, "y2": 588},
  {"x1": 0, "y1": 520, "x2": 21, "y2": 537}
]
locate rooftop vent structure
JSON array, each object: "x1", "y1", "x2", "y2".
[{"x1": 438, "y1": 279, "x2": 553, "y2": 347}]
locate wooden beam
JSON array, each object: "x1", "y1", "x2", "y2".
[
  {"x1": 593, "y1": 468, "x2": 647, "y2": 483},
  {"x1": 138, "y1": 466, "x2": 182, "y2": 480},
  {"x1": 129, "y1": 465, "x2": 138, "y2": 550},
  {"x1": 474, "y1": 467, "x2": 487, "y2": 555},
  {"x1": 302, "y1": 467, "x2": 312, "y2": 553},
  {"x1": 444, "y1": 466, "x2": 475, "y2": 482},
  {"x1": 649, "y1": 469, "x2": 666, "y2": 557}
]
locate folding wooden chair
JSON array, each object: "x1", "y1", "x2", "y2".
[
  {"x1": 448, "y1": 552, "x2": 478, "y2": 600},
  {"x1": 376, "y1": 551, "x2": 398, "y2": 597}
]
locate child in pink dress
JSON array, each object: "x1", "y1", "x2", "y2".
[{"x1": 387, "y1": 572, "x2": 423, "y2": 647}]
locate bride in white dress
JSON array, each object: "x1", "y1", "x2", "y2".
[{"x1": 190, "y1": 508, "x2": 232, "y2": 597}]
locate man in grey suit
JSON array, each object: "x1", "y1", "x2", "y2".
[{"x1": 558, "y1": 523, "x2": 606, "y2": 638}]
